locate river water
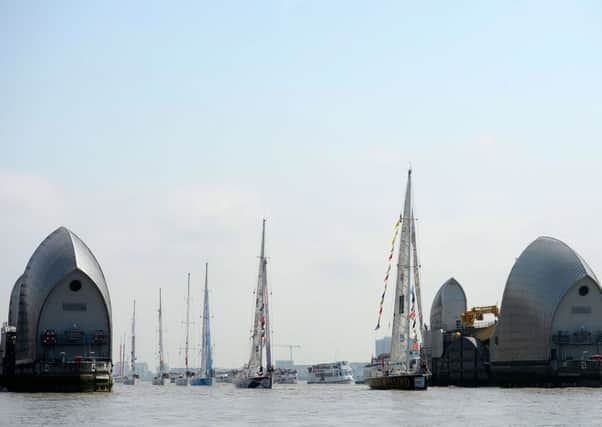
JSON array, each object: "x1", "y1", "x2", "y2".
[{"x1": 1, "y1": 382, "x2": 601, "y2": 426}]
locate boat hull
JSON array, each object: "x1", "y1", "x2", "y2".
[
  {"x1": 307, "y1": 378, "x2": 353, "y2": 384},
  {"x1": 190, "y1": 377, "x2": 214, "y2": 386},
  {"x1": 234, "y1": 375, "x2": 272, "y2": 389},
  {"x1": 366, "y1": 374, "x2": 428, "y2": 390},
  {"x1": 175, "y1": 377, "x2": 189, "y2": 386}
]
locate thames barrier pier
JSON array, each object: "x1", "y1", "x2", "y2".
[
  {"x1": 425, "y1": 236, "x2": 602, "y2": 387},
  {"x1": 0, "y1": 227, "x2": 113, "y2": 392}
]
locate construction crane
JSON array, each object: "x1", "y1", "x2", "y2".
[
  {"x1": 460, "y1": 305, "x2": 499, "y2": 327},
  {"x1": 275, "y1": 344, "x2": 301, "y2": 362}
]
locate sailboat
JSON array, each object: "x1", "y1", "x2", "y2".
[
  {"x1": 176, "y1": 274, "x2": 192, "y2": 386},
  {"x1": 234, "y1": 219, "x2": 273, "y2": 389},
  {"x1": 152, "y1": 289, "x2": 166, "y2": 385},
  {"x1": 366, "y1": 169, "x2": 429, "y2": 391},
  {"x1": 191, "y1": 263, "x2": 214, "y2": 386},
  {"x1": 124, "y1": 301, "x2": 138, "y2": 385}
]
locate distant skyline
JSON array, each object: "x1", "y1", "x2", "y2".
[{"x1": 1, "y1": 1, "x2": 601, "y2": 368}]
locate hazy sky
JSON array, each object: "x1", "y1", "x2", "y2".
[{"x1": 1, "y1": 1, "x2": 601, "y2": 369}]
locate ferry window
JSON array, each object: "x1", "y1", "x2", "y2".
[
  {"x1": 579, "y1": 286, "x2": 589, "y2": 296},
  {"x1": 69, "y1": 280, "x2": 82, "y2": 292},
  {"x1": 400, "y1": 295, "x2": 404, "y2": 314}
]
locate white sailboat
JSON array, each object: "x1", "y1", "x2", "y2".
[
  {"x1": 234, "y1": 219, "x2": 273, "y2": 389},
  {"x1": 123, "y1": 301, "x2": 137, "y2": 385},
  {"x1": 191, "y1": 263, "x2": 214, "y2": 386},
  {"x1": 366, "y1": 169, "x2": 429, "y2": 390},
  {"x1": 152, "y1": 289, "x2": 166, "y2": 385},
  {"x1": 176, "y1": 273, "x2": 192, "y2": 386}
]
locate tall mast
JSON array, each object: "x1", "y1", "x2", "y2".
[
  {"x1": 131, "y1": 300, "x2": 136, "y2": 376},
  {"x1": 201, "y1": 262, "x2": 212, "y2": 377},
  {"x1": 390, "y1": 169, "x2": 412, "y2": 367},
  {"x1": 248, "y1": 219, "x2": 267, "y2": 372},
  {"x1": 158, "y1": 288, "x2": 164, "y2": 376},
  {"x1": 263, "y1": 221, "x2": 272, "y2": 370},
  {"x1": 410, "y1": 210, "x2": 424, "y2": 335},
  {"x1": 185, "y1": 273, "x2": 191, "y2": 374},
  {"x1": 121, "y1": 332, "x2": 126, "y2": 378},
  {"x1": 118, "y1": 337, "x2": 123, "y2": 378}
]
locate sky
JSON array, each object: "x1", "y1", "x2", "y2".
[{"x1": 1, "y1": 1, "x2": 601, "y2": 369}]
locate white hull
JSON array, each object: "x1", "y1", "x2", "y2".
[
  {"x1": 307, "y1": 361, "x2": 354, "y2": 385},
  {"x1": 307, "y1": 376, "x2": 354, "y2": 384}
]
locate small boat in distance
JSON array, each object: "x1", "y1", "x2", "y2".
[
  {"x1": 366, "y1": 169, "x2": 429, "y2": 391},
  {"x1": 123, "y1": 301, "x2": 138, "y2": 385},
  {"x1": 234, "y1": 219, "x2": 273, "y2": 389},
  {"x1": 152, "y1": 289, "x2": 166, "y2": 386},
  {"x1": 176, "y1": 274, "x2": 192, "y2": 386},
  {"x1": 307, "y1": 361, "x2": 354, "y2": 384},
  {"x1": 273, "y1": 368, "x2": 298, "y2": 384},
  {"x1": 191, "y1": 263, "x2": 214, "y2": 386}
]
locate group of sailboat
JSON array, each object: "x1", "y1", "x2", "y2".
[
  {"x1": 116, "y1": 169, "x2": 429, "y2": 392},
  {"x1": 122, "y1": 264, "x2": 215, "y2": 387}
]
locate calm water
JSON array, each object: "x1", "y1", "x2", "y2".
[{"x1": 1, "y1": 382, "x2": 601, "y2": 426}]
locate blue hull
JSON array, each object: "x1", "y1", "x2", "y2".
[{"x1": 190, "y1": 377, "x2": 214, "y2": 386}]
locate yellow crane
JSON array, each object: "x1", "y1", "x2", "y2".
[{"x1": 460, "y1": 305, "x2": 499, "y2": 327}]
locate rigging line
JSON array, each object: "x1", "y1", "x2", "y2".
[{"x1": 375, "y1": 217, "x2": 401, "y2": 330}]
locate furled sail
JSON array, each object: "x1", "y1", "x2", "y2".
[
  {"x1": 248, "y1": 219, "x2": 269, "y2": 374},
  {"x1": 390, "y1": 170, "x2": 413, "y2": 367}
]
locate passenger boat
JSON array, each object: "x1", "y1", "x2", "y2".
[
  {"x1": 234, "y1": 219, "x2": 273, "y2": 389},
  {"x1": 366, "y1": 169, "x2": 429, "y2": 391},
  {"x1": 307, "y1": 361, "x2": 354, "y2": 384},
  {"x1": 152, "y1": 289, "x2": 166, "y2": 386},
  {"x1": 123, "y1": 301, "x2": 138, "y2": 386},
  {"x1": 191, "y1": 263, "x2": 214, "y2": 386},
  {"x1": 273, "y1": 368, "x2": 298, "y2": 384}
]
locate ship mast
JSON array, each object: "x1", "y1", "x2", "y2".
[
  {"x1": 121, "y1": 332, "x2": 126, "y2": 378},
  {"x1": 158, "y1": 288, "x2": 165, "y2": 377},
  {"x1": 184, "y1": 273, "x2": 191, "y2": 376},
  {"x1": 118, "y1": 336, "x2": 123, "y2": 379},
  {"x1": 390, "y1": 169, "x2": 412, "y2": 368},
  {"x1": 201, "y1": 263, "x2": 212, "y2": 378},
  {"x1": 410, "y1": 210, "x2": 424, "y2": 337},
  {"x1": 263, "y1": 223, "x2": 272, "y2": 371},
  {"x1": 130, "y1": 300, "x2": 136, "y2": 377},
  {"x1": 248, "y1": 219, "x2": 268, "y2": 373}
]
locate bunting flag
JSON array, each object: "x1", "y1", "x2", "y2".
[
  {"x1": 409, "y1": 309, "x2": 416, "y2": 321},
  {"x1": 375, "y1": 217, "x2": 401, "y2": 330}
]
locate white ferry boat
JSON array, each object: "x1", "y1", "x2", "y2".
[
  {"x1": 273, "y1": 368, "x2": 298, "y2": 384},
  {"x1": 307, "y1": 361, "x2": 354, "y2": 384}
]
